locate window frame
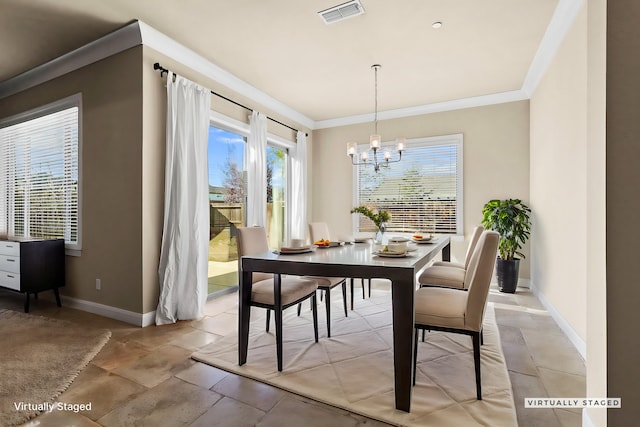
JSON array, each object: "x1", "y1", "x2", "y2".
[
  {"x1": 0, "y1": 93, "x2": 83, "y2": 254},
  {"x1": 352, "y1": 133, "x2": 464, "y2": 236}
]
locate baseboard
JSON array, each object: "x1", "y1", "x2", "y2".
[
  {"x1": 62, "y1": 295, "x2": 156, "y2": 327},
  {"x1": 529, "y1": 280, "x2": 587, "y2": 360}
]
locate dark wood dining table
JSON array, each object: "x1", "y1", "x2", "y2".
[{"x1": 238, "y1": 235, "x2": 451, "y2": 412}]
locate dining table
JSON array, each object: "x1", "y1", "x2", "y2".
[{"x1": 238, "y1": 235, "x2": 451, "y2": 413}]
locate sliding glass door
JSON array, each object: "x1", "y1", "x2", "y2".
[{"x1": 207, "y1": 125, "x2": 246, "y2": 296}]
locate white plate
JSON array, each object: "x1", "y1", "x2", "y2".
[
  {"x1": 354, "y1": 237, "x2": 371, "y2": 243},
  {"x1": 389, "y1": 237, "x2": 410, "y2": 243},
  {"x1": 374, "y1": 251, "x2": 408, "y2": 258},
  {"x1": 277, "y1": 248, "x2": 313, "y2": 254},
  {"x1": 412, "y1": 237, "x2": 434, "y2": 243}
]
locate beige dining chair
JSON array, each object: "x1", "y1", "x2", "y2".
[
  {"x1": 412, "y1": 230, "x2": 499, "y2": 400},
  {"x1": 237, "y1": 226, "x2": 319, "y2": 371},
  {"x1": 309, "y1": 222, "x2": 372, "y2": 309},
  {"x1": 417, "y1": 225, "x2": 484, "y2": 290},
  {"x1": 306, "y1": 222, "x2": 348, "y2": 337}
]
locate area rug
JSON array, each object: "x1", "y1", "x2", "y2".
[
  {"x1": 0, "y1": 309, "x2": 111, "y2": 427},
  {"x1": 192, "y1": 289, "x2": 517, "y2": 426}
]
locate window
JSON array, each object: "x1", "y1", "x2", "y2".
[
  {"x1": 0, "y1": 95, "x2": 81, "y2": 250},
  {"x1": 353, "y1": 134, "x2": 463, "y2": 235}
]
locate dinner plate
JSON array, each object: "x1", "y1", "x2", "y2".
[
  {"x1": 412, "y1": 237, "x2": 434, "y2": 244},
  {"x1": 374, "y1": 251, "x2": 408, "y2": 258},
  {"x1": 388, "y1": 237, "x2": 410, "y2": 243},
  {"x1": 315, "y1": 241, "x2": 345, "y2": 248},
  {"x1": 354, "y1": 237, "x2": 371, "y2": 243},
  {"x1": 277, "y1": 248, "x2": 313, "y2": 254}
]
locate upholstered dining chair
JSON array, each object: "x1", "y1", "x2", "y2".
[
  {"x1": 417, "y1": 225, "x2": 484, "y2": 290},
  {"x1": 306, "y1": 222, "x2": 348, "y2": 337},
  {"x1": 309, "y1": 222, "x2": 371, "y2": 310},
  {"x1": 237, "y1": 226, "x2": 319, "y2": 372},
  {"x1": 412, "y1": 230, "x2": 499, "y2": 400}
]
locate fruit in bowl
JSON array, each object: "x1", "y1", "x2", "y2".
[
  {"x1": 314, "y1": 239, "x2": 331, "y2": 247},
  {"x1": 412, "y1": 234, "x2": 423, "y2": 240}
]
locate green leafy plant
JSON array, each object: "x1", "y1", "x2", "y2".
[
  {"x1": 350, "y1": 206, "x2": 390, "y2": 230},
  {"x1": 481, "y1": 199, "x2": 531, "y2": 260}
]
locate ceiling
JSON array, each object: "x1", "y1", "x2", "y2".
[{"x1": 0, "y1": 0, "x2": 566, "y2": 125}]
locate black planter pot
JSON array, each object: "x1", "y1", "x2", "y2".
[{"x1": 496, "y1": 258, "x2": 520, "y2": 293}]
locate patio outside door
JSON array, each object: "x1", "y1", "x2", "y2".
[{"x1": 207, "y1": 125, "x2": 246, "y2": 296}]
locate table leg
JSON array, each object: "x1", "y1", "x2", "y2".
[
  {"x1": 442, "y1": 242, "x2": 451, "y2": 262},
  {"x1": 239, "y1": 270, "x2": 252, "y2": 365},
  {"x1": 391, "y1": 274, "x2": 415, "y2": 412}
]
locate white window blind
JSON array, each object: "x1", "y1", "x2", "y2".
[
  {"x1": 354, "y1": 134, "x2": 463, "y2": 234},
  {"x1": 0, "y1": 96, "x2": 80, "y2": 249}
]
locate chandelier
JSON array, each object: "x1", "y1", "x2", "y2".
[{"x1": 347, "y1": 64, "x2": 405, "y2": 172}]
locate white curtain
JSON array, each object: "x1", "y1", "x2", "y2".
[
  {"x1": 156, "y1": 72, "x2": 211, "y2": 325},
  {"x1": 290, "y1": 131, "x2": 307, "y2": 240},
  {"x1": 246, "y1": 111, "x2": 267, "y2": 227}
]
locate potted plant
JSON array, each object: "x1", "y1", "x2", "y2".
[
  {"x1": 350, "y1": 206, "x2": 390, "y2": 243},
  {"x1": 481, "y1": 198, "x2": 531, "y2": 293}
]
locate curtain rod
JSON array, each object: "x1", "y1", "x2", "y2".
[{"x1": 153, "y1": 63, "x2": 307, "y2": 137}]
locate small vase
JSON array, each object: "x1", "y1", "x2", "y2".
[{"x1": 375, "y1": 223, "x2": 387, "y2": 244}]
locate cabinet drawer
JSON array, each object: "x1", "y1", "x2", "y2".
[
  {"x1": 0, "y1": 270, "x2": 20, "y2": 291},
  {"x1": 0, "y1": 256, "x2": 20, "y2": 274},
  {"x1": 0, "y1": 241, "x2": 20, "y2": 256}
]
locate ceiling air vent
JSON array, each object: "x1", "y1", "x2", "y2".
[{"x1": 318, "y1": 0, "x2": 365, "y2": 25}]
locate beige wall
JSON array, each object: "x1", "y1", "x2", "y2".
[
  {"x1": 530, "y1": 6, "x2": 588, "y2": 344},
  {"x1": 0, "y1": 47, "x2": 145, "y2": 313},
  {"x1": 607, "y1": 0, "x2": 640, "y2": 424},
  {"x1": 311, "y1": 101, "x2": 531, "y2": 275}
]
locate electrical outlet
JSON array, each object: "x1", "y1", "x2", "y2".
[{"x1": 96, "y1": 278, "x2": 101, "y2": 290}]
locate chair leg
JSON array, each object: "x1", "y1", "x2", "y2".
[
  {"x1": 275, "y1": 307, "x2": 283, "y2": 372},
  {"x1": 341, "y1": 281, "x2": 348, "y2": 317},
  {"x1": 325, "y1": 288, "x2": 331, "y2": 337},
  {"x1": 480, "y1": 328, "x2": 484, "y2": 345},
  {"x1": 266, "y1": 309, "x2": 271, "y2": 332},
  {"x1": 361, "y1": 278, "x2": 365, "y2": 299},
  {"x1": 413, "y1": 328, "x2": 419, "y2": 386},
  {"x1": 473, "y1": 332, "x2": 482, "y2": 400},
  {"x1": 312, "y1": 294, "x2": 319, "y2": 343},
  {"x1": 297, "y1": 303, "x2": 302, "y2": 316},
  {"x1": 350, "y1": 278, "x2": 355, "y2": 310},
  {"x1": 421, "y1": 329, "x2": 425, "y2": 342},
  {"x1": 368, "y1": 279, "x2": 372, "y2": 298}
]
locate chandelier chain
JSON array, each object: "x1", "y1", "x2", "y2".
[{"x1": 373, "y1": 65, "x2": 378, "y2": 135}]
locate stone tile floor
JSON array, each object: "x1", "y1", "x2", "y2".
[{"x1": 0, "y1": 281, "x2": 585, "y2": 426}]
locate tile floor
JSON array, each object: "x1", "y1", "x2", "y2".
[{"x1": 0, "y1": 281, "x2": 585, "y2": 427}]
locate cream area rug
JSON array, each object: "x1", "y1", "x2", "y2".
[
  {"x1": 192, "y1": 288, "x2": 517, "y2": 426},
  {"x1": 0, "y1": 309, "x2": 111, "y2": 427}
]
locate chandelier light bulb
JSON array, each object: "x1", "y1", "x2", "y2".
[
  {"x1": 347, "y1": 142, "x2": 357, "y2": 157},
  {"x1": 370, "y1": 135, "x2": 381, "y2": 149}
]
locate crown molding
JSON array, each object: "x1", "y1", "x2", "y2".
[
  {"x1": 315, "y1": 90, "x2": 529, "y2": 129},
  {"x1": 521, "y1": 0, "x2": 585, "y2": 96},
  {"x1": 0, "y1": 20, "x2": 142, "y2": 100},
  {"x1": 137, "y1": 21, "x2": 316, "y2": 130}
]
